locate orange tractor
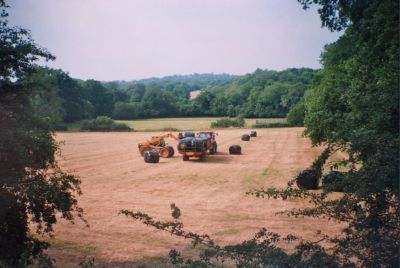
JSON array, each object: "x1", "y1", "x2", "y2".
[{"x1": 138, "y1": 133, "x2": 179, "y2": 158}]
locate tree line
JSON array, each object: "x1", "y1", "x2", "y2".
[{"x1": 23, "y1": 67, "x2": 315, "y2": 127}]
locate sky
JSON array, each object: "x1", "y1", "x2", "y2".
[{"x1": 9, "y1": 0, "x2": 341, "y2": 81}]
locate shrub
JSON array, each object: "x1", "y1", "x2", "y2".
[
  {"x1": 161, "y1": 127, "x2": 179, "y2": 132},
  {"x1": 251, "y1": 122, "x2": 291, "y2": 128},
  {"x1": 80, "y1": 116, "x2": 132, "y2": 131},
  {"x1": 52, "y1": 121, "x2": 68, "y2": 131},
  {"x1": 211, "y1": 116, "x2": 245, "y2": 128}
]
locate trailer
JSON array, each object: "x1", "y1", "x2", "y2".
[{"x1": 177, "y1": 132, "x2": 217, "y2": 161}]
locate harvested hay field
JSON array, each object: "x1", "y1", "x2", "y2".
[{"x1": 49, "y1": 128, "x2": 344, "y2": 267}]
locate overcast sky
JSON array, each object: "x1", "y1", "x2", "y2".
[{"x1": 9, "y1": 0, "x2": 341, "y2": 81}]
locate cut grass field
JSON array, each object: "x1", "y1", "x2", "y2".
[
  {"x1": 49, "y1": 128, "x2": 346, "y2": 267},
  {"x1": 66, "y1": 117, "x2": 287, "y2": 131}
]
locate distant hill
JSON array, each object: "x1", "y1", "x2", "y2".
[{"x1": 104, "y1": 73, "x2": 237, "y2": 92}]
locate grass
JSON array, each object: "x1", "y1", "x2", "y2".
[
  {"x1": 117, "y1": 117, "x2": 217, "y2": 131},
  {"x1": 133, "y1": 256, "x2": 173, "y2": 268},
  {"x1": 251, "y1": 121, "x2": 291, "y2": 128},
  {"x1": 122, "y1": 117, "x2": 287, "y2": 131},
  {"x1": 241, "y1": 175, "x2": 265, "y2": 189},
  {"x1": 65, "y1": 117, "x2": 287, "y2": 132},
  {"x1": 48, "y1": 239, "x2": 97, "y2": 255},
  {"x1": 261, "y1": 167, "x2": 269, "y2": 176},
  {"x1": 65, "y1": 121, "x2": 84, "y2": 131}
]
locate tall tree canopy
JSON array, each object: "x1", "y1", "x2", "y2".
[
  {"x1": 301, "y1": 0, "x2": 399, "y2": 264},
  {"x1": 0, "y1": 1, "x2": 83, "y2": 265}
]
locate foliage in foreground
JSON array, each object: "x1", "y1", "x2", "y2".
[
  {"x1": 80, "y1": 116, "x2": 132, "y2": 132},
  {"x1": 301, "y1": 0, "x2": 399, "y2": 265},
  {"x1": 121, "y1": 204, "x2": 352, "y2": 268},
  {"x1": 0, "y1": 1, "x2": 84, "y2": 265}
]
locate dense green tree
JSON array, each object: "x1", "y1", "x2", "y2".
[
  {"x1": 300, "y1": 0, "x2": 399, "y2": 264},
  {"x1": 287, "y1": 99, "x2": 306, "y2": 126},
  {"x1": 83, "y1": 79, "x2": 114, "y2": 117},
  {"x1": 112, "y1": 88, "x2": 130, "y2": 103},
  {"x1": 57, "y1": 70, "x2": 92, "y2": 122},
  {"x1": 0, "y1": 1, "x2": 83, "y2": 265},
  {"x1": 21, "y1": 68, "x2": 63, "y2": 124},
  {"x1": 113, "y1": 101, "x2": 138, "y2": 120},
  {"x1": 193, "y1": 90, "x2": 216, "y2": 115},
  {"x1": 129, "y1": 83, "x2": 146, "y2": 102},
  {"x1": 21, "y1": 68, "x2": 93, "y2": 123},
  {"x1": 195, "y1": 68, "x2": 315, "y2": 118},
  {"x1": 140, "y1": 87, "x2": 179, "y2": 117}
]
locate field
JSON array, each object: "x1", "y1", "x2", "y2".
[
  {"x1": 49, "y1": 128, "x2": 344, "y2": 267},
  {"x1": 117, "y1": 118, "x2": 286, "y2": 131},
  {"x1": 66, "y1": 117, "x2": 287, "y2": 131}
]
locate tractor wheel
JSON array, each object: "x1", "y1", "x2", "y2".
[
  {"x1": 209, "y1": 145, "x2": 216, "y2": 155},
  {"x1": 241, "y1": 134, "x2": 250, "y2": 141},
  {"x1": 229, "y1": 145, "x2": 241, "y2": 155},
  {"x1": 166, "y1": 146, "x2": 175, "y2": 157},
  {"x1": 183, "y1": 155, "x2": 189, "y2": 161},
  {"x1": 139, "y1": 146, "x2": 151, "y2": 156},
  {"x1": 144, "y1": 150, "x2": 160, "y2": 163},
  {"x1": 159, "y1": 147, "x2": 170, "y2": 158}
]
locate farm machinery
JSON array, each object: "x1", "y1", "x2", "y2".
[
  {"x1": 177, "y1": 131, "x2": 217, "y2": 161},
  {"x1": 138, "y1": 133, "x2": 179, "y2": 158}
]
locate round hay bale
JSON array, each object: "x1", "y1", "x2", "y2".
[
  {"x1": 229, "y1": 144, "x2": 242, "y2": 155},
  {"x1": 183, "y1": 131, "x2": 195, "y2": 138},
  {"x1": 190, "y1": 138, "x2": 207, "y2": 152},
  {"x1": 295, "y1": 169, "x2": 319, "y2": 190},
  {"x1": 250, "y1": 131, "x2": 257, "y2": 137},
  {"x1": 144, "y1": 150, "x2": 160, "y2": 163},
  {"x1": 241, "y1": 134, "x2": 250, "y2": 141},
  {"x1": 322, "y1": 171, "x2": 345, "y2": 192},
  {"x1": 177, "y1": 137, "x2": 192, "y2": 151}
]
